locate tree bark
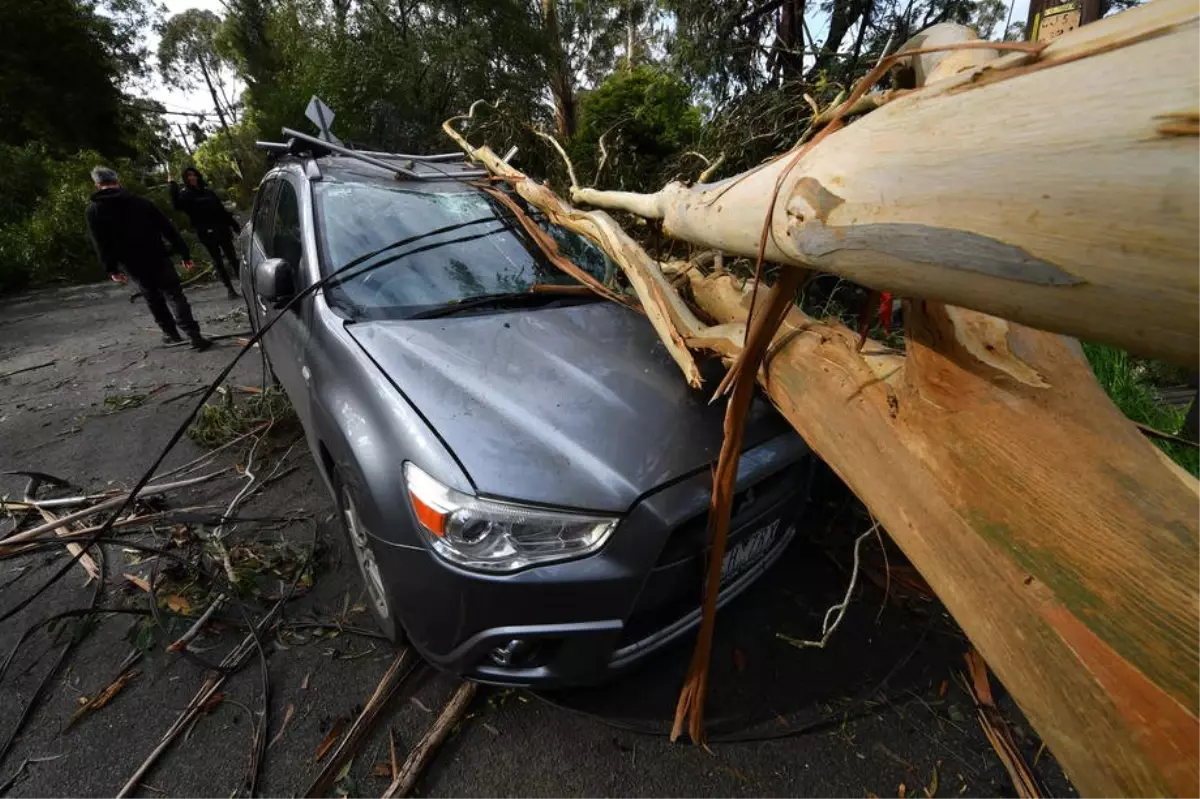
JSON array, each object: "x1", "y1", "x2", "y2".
[
  {"x1": 541, "y1": 0, "x2": 576, "y2": 139},
  {"x1": 441, "y1": 7, "x2": 1200, "y2": 787},
  {"x1": 806, "y1": 0, "x2": 869, "y2": 79},
  {"x1": 686, "y1": 272, "x2": 1199, "y2": 797},
  {"x1": 198, "y1": 57, "x2": 230, "y2": 133},
  {"x1": 572, "y1": 0, "x2": 1200, "y2": 367}
]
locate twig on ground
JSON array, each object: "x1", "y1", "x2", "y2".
[
  {"x1": 68, "y1": 668, "x2": 140, "y2": 728},
  {"x1": 1135, "y1": 421, "x2": 1200, "y2": 449},
  {"x1": 304, "y1": 649, "x2": 420, "y2": 798},
  {"x1": 382, "y1": 681, "x2": 479, "y2": 798},
  {"x1": 0, "y1": 472, "x2": 227, "y2": 547},
  {"x1": 0, "y1": 361, "x2": 55, "y2": 381},
  {"x1": 116, "y1": 597, "x2": 288, "y2": 798},
  {"x1": 963, "y1": 649, "x2": 1043, "y2": 798},
  {"x1": 167, "y1": 594, "x2": 226, "y2": 653},
  {"x1": 268, "y1": 704, "x2": 296, "y2": 750},
  {"x1": 777, "y1": 522, "x2": 879, "y2": 649}
]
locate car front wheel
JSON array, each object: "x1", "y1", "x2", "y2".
[{"x1": 335, "y1": 476, "x2": 403, "y2": 644}]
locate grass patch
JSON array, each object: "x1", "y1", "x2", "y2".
[
  {"x1": 1083, "y1": 343, "x2": 1197, "y2": 476},
  {"x1": 187, "y1": 385, "x2": 300, "y2": 448}
]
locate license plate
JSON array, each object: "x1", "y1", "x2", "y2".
[{"x1": 721, "y1": 518, "x2": 783, "y2": 584}]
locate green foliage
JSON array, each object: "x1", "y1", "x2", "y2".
[
  {"x1": 0, "y1": 149, "x2": 111, "y2": 291},
  {"x1": 572, "y1": 66, "x2": 702, "y2": 191},
  {"x1": 187, "y1": 387, "x2": 300, "y2": 449},
  {"x1": 158, "y1": 9, "x2": 227, "y2": 91},
  {"x1": 1083, "y1": 343, "x2": 1198, "y2": 476},
  {"x1": 192, "y1": 117, "x2": 268, "y2": 208},
  {"x1": 0, "y1": 0, "x2": 146, "y2": 156}
]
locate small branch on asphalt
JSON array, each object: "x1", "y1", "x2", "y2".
[
  {"x1": 776, "y1": 522, "x2": 879, "y2": 649},
  {"x1": 963, "y1": 649, "x2": 1043, "y2": 798},
  {"x1": 67, "y1": 668, "x2": 141, "y2": 728},
  {"x1": 382, "y1": 681, "x2": 479, "y2": 798},
  {"x1": 167, "y1": 594, "x2": 227, "y2": 654},
  {"x1": 0, "y1": 361, "x2": 55, "y2": 381},
  {"x1": 304, "y1": 649, "x2": 421, "y2": 798},
  {"x1": 0, "y1": 471, "x2": 228, "y2": 547}
]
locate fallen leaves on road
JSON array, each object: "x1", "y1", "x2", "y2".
[
  {"x1": 314, "y1": 717, "x2": 346, "y2": 762},
  {"x1": 165, "y1": 595, "x2": 191, "y2": 614},
  {"x1": 68, "y1": 669, "x2": 140, "y2": 727},
  {"x1": 268, "y1": 703, "x2": 295, "y2": 750},
  {"x1": 199, "y1": 691, "x2": 226, "y2": 714}
]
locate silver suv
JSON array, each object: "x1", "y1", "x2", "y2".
[{"x1": 239, "y1": 146, "x2": 812, "y2": 686}]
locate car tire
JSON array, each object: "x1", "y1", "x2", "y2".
[{"x1": 332, "y1": 469, "x2": 405, "y2": 645}]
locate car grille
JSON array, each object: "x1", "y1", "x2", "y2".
[
  {"x1": 612, "y1": 460, "x2": 811, "y2": 653},
  {"x1": 653, "y1": 462, "x2": 806, "y2": 568}
]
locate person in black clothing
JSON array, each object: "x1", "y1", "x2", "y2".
[
  {"x1": 85, "y1": 166, "x2": 212, "y2": 350},
  {"x1": 170, "y1": 167, "x2": 241, "y2": 299}
]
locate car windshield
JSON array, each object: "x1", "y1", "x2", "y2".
[{"x1": 315, "y1": 182, "x2": 615, "y2": 319}]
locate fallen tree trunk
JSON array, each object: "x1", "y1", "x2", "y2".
[
  {"x1": 686, "y1": 271, "x2": 1199, "y2": 797},
  {"x1": 573, "y1": 0, "x2": 1200, "y2": 367},
  {"x1": 440, "y1": 5, "x2": 1200, "y2": 785}
]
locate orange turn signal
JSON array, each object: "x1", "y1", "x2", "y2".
[{"x1": 410, "y1": 492, "x2": 447, "y2": 536}]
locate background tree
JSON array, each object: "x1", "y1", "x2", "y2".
[{"x1": 158, "y1": 9, "x2": 240, "y2": 133}]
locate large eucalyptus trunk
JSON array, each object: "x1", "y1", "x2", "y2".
[
  {"x1": 440, "y1": 2, "x2": 1200, "y2": 792},
  {"x1": 573, "y1": 0, "x2": 1200, "y2": 367}
]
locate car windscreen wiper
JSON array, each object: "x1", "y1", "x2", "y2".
[{"x1": 408, "y1": 286, "x2": 598, "y2": 320}]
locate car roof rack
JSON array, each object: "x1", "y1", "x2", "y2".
[
  {"x1": 256, "y1": 97, "x2": 491, "y2": 182},
  {"x1": 260, "y1": 127, "x2": 488, "y2": 182}
]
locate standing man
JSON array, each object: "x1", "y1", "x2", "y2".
[
  {"x1": 85, "y1": 166, "x2": 212, "y2": 351},
  {"x1": 170, "y1": 167, "x2": 241, "y2": 300}
]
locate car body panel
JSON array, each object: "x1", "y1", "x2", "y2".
[
  {"x1": 238, "y1": 157, "x2": 813, "y2": 686},
  {"x1": 347, "y1": 302, "x2": 788, "y2": 513}
]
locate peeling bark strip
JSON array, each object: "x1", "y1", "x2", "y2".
[
  {"x1": 788, "y1": 221, "x2": 1083, "y2": 286},
  {"x1": 571, "y1": 0, "x2": 1200, "y2": 367}
]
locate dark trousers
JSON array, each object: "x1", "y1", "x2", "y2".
[
  {"x1": 129, "y1": 260, "x2": 199, "y2": 338},
  {"x1": 198, "y1": 228, "x2": 239, "y2": 288}
]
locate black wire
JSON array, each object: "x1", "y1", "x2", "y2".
[
  {"x1": 0, "y1": 547, "x2": 104, "y2": 767},
  {"x1": 0, "y1": 214, "x2": 508, "y2": 625}
]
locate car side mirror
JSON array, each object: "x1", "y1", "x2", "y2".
[{"x1": 256, "y1": 257, "x2": 295, "y2": 307}]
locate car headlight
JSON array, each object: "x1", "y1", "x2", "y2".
[{"x1": 403, "y1": 462, "x2": 618, "y2": 573}]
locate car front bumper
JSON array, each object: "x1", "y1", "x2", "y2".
[{"x1": 369, "y1": 433, "x2": 812, "y2": 687}]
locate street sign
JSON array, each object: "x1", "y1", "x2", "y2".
[{"x1": 305, "y1": 96, "x2": 343, "y2": 145}]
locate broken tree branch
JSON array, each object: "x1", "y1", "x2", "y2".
[
  {"x1": 304, "y1": 650, "x2": 419, "y2": 798},
  {"x1": 0, "y1": 471, "x2": 226, "y2": 547},
  {"x1": 571, "y1": 0, "x2": 1200, "y2": 366},
  {"x1": 382, "y1": 681, "x2": 478, "y2": 799}
]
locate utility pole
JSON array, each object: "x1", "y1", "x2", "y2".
[{"x1": 1025, "y1": 0, "x2": 1100, "y2": 42}]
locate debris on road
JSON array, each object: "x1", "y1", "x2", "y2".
[
  {"x1": 963, "y1": 649, "x2": 1042, "y2": 798},
  {"x1": 382, "y1": 681, "x2": 479, "y2": 799},
  {"x1": 304, "y1": 650, "x2": 421, "y2": 797}
]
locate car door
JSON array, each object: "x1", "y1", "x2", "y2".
[
  {"x1": 256, "y1": 174, "x2": 314, "y2": 426},
  {"x1": 245, "y1": 177, "x2": 279, "y2": 332}
]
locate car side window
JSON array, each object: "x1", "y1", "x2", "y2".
[
  {"x1": 252, "y1": 179, "x2": 278, "y2": 250},
  {"x1": 271, "y1": 181, "x2": 304, "y2": 271}
]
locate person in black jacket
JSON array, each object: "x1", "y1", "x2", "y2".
[
  {"x1": 85, "y1": 166, "x2": 212, "y2": 350},
  {"x1": 170, "y1": 167, "x2": 241, "y2": 299}
]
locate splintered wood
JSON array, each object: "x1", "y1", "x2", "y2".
[{"x1": 439, "y1": 2, "x2": 1200, "y2": 792}]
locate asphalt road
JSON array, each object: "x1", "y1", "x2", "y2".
[{"x1": 0, "y1": 280, "x2": 1077, "y2": 797}]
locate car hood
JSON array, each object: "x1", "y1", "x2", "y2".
[{"x1": 346, "y1": 301, "x2": 788, "y2": 512}]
